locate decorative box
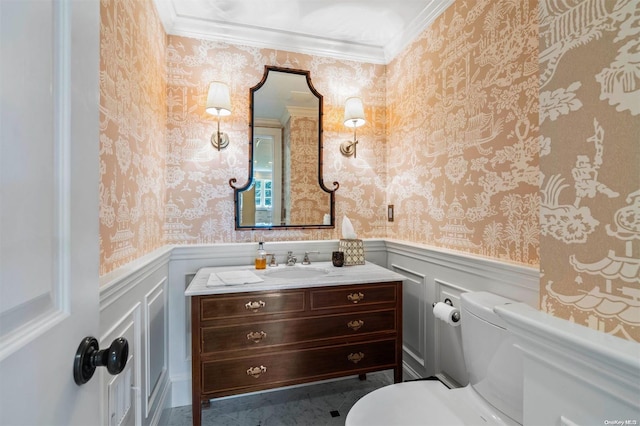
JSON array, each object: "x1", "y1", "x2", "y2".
[{"x1": 338, "y1": 239, "x2": 365, "y2": 265}]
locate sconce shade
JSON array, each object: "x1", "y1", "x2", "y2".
[
  {"x1": 343, "y1": 97, "x2": 365, "y2": 128},
  {"x1": 206, "y1": 81, "x2": 232, "y2": 116}
]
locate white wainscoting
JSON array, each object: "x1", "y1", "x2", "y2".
[
  {"x1": 391, "y1": 264, "x2": 427, "y2": 380},
  {"x1": 144, "y1": 278, "x2": 167, "y2": 418},
  {"x1": 385, "y1": 239, "x2": 539, "y2": 382},
  {"x1": 100, "y1": 303, "x2": 140, "y2": 426},
  {"x1": 496, "y1": 303, "x2": 640, "y2": 426},
  {"x1": 99, "y1": 247, "x2": 172, "y2": 426},
  {"x1": 99, "y1": 239, "x2": 539, "y2": 416},
  {"x1": 434, "y1": 279, "x2": 467, "y2": 385},
  {"x1": 99, "y1": 240, "x2": 638, "y2": 426}
]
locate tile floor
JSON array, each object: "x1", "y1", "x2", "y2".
[{"x1": 159, "y1": 370, "x2": 394, "y2": 426}]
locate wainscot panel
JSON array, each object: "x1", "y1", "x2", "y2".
[
  {"x1": 384, "y1": 239, "x2": 538, "y2": 382},
  {"x1": 496, "y1": 303, "x2": 640, "y2": 426},
  {"x1": 100, "y1": 303, "x2": 140, "y2": 426},
  {"x1": 100, "y1": 246, "x2": 171, "y2": 426},
  {"x1": 100, "y1": 240, "x2": 538, "y2": 412}
]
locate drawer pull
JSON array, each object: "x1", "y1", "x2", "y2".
[
  {"x1": 245, "y1": 300, "x2": 266, "y2": 312},
  {"x1": 246, "y1": 365, "x2": 267, "y2": 378},
  {"x1": 348, "y1": 352, "x2": 365, "y2": 364},
  {"x1": 347, "y1": 292, "x2": 365, "y2": 303},
  {"x1": 347, "y1": 320, "x2": 364, "y2": 331},
  {"x1": 246, "y1": 331, "x2": 267, "y2": 343}
]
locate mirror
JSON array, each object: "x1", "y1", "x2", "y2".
[{"x1": 230, "y1": 66, "x2": 338, "y2": 229}]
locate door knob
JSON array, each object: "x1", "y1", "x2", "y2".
[{"x1": 73, "y1": 336, "x2": 129, "y2": 385}]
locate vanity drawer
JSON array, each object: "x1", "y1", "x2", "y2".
[
  {"x1": 310, "y1": 283, "x2": 399, "y2": 310},
  {"x1": 201, "y1": 339, "x2": 397, "y2": 395},
  {"x1": 200, "y1": 309, "x2": 397, "y2": 354},
  {"x1": 200, "y1": 291, "x2": 305, "y2": 321}
]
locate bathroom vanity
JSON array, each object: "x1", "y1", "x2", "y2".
[{"x1": 185, "y1": 261, "x2": 404, "y2": 426}]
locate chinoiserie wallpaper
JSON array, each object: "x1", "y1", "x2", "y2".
[
  {"x1": 287, "y1": 115, "x2": 330, "y2": 226},
  {"x1": 99, "y1": 0, "x2": 167, "y2": 276},
  {"x1": 162, "y1": 37, "x2": 388, "y2": 245},
  {"x1": 99, "y1": 0, "x2": 639, "y2": 341},
  {"x1": 537, "y1": 0, "x2": 640, "y2": 341},
  {"x1": 386, "y1": 1, "x2": 540, "y2": 266}
]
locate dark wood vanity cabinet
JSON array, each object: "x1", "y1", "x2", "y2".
[{"x1": 190, "y1": 281, "x2": 403, "y2": 426}]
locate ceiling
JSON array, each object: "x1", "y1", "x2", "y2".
[{"x1": 153, "y1": 0, "x2": 453, "y2": 64}]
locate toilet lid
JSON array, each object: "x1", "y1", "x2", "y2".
[{"x1": 345, "y1": 381, "x2": 519, "y2": 426}]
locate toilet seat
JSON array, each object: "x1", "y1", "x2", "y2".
[{"x1": 345, "y1": 381, "x2": 519, "y2": 426}]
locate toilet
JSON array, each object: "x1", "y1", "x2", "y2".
[{"x1": 346, "y1": 291, "x2": 522, "y2": 426}]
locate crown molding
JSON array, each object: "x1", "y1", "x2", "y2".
[
  {"x1": 152, "y1": 0, "x2": 453, "y2": 65},
  {"x1": 383, "y1": 0, "x2": 454, "y2": 62},
  {"x1": 157, "y1": 8, "x2": 387, "y2": 64}
]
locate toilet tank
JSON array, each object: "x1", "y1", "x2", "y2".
[{"x1": 460, "y1": 292, "x2": 523, "y2": 424}]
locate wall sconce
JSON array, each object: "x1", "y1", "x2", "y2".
[
  {"x1": 340, "y1": 97, "x2": 365, "y2": 158},
  {"x1": 206, "y1": 81, "x2": 232, "y2": 151}
]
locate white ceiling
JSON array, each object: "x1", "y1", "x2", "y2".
[{"x1": 153, "y1": 0, "x2": 453, "y2": 64}]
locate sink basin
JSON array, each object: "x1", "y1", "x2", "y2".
[{"x1": 265, "y1": 266, "x2": 330, "y2": 280}]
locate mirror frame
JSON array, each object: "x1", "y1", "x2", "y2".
[{"x1": 230, "y1": 66, "x2": 339, "y2": 230}]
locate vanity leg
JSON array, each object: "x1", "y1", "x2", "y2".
[
  {"x1": 191, "y1": 296, "x2": 202, "y2": 426},
  {"x1": 395, "y1": 282, "x2": 403, "y2": 384},
  {"x1": 192, "y1": 401, "x2": 201, "y2": 426},
  {"x1": 394, "y1": 366, "x2": 403, "y2": 383},
  {"x1": 358, "y1": 373, "x2": 367, "y2": 381}
]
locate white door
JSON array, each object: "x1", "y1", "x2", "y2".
[{"x1": 0, "y1": 0, "x2": 102, "y2": 424}]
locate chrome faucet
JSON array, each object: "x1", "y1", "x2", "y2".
[
  {"x1": 286, "y1": 251, "x2": 297, "y2": 266},
  {"x1": 302, "y1": 251, "x2": 319, "y2": 265}
]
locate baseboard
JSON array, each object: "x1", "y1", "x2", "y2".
[
  {"x1": 401, "y1": 360, "x2": 422, "y2": 381},
  {"x1": 149, "y1": 377, "x2": 171, "y2": 426},
  {"x1": 170, "y1": 373, "x2": 192, "y2": 408}
]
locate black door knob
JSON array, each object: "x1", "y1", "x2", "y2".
[{"x1": 73, "y1": 336, "x2": 129, "y2": 385}]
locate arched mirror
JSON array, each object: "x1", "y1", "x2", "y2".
[{"x1": 230, "y1": 66, "x2": 338, "y2": 229}]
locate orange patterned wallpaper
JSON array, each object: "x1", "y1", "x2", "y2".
[
  {"x1": 164, "y1": 37, "x2": 387, "y2": 244},
  {"x1": 99, "y1": 0, "x2": 639, "y2": 342},
  {"x1": 386, "y1": 1, "x2": 540, "y2": 266},
  {"x1": 99, "y1": 0, "x2": 167, "y2": 275},
  {"x1": 537, "y1": 0, "x2": 640, "y2": 342},
  {"x1": 287, "y1": 115, "x2": 328, "y2": 225}
]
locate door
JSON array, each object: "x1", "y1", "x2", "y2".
[{"x1": 0, "y1": 0, "x2": 101, "y2": 424}]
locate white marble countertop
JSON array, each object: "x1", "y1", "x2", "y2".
[{"x1": 185, "y1": 261, "x2": 405, "y2": 296}]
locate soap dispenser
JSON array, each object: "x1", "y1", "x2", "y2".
[{"x1": 255, "y1": 242, "x2": 266, "y2": 270}]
